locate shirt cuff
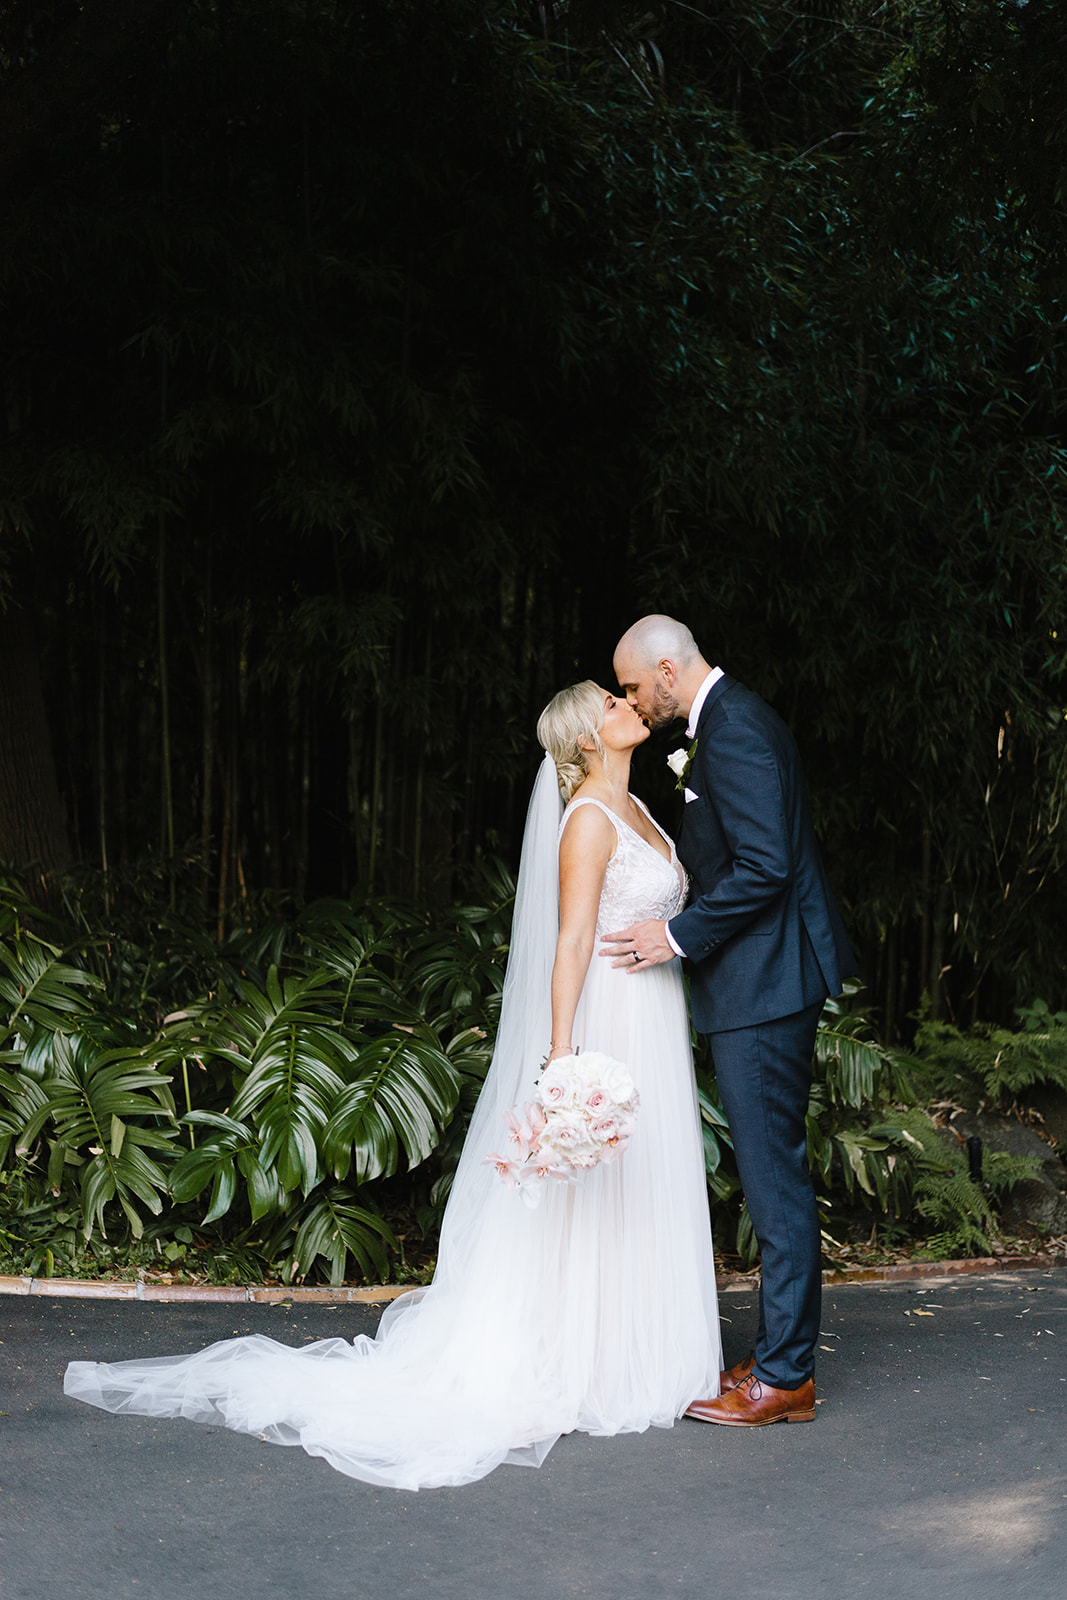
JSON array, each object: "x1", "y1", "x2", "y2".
[{"x1": 664, "y1": 920, "x2": 686, "y2": 958}]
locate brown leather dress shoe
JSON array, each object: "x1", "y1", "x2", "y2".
[
  {"x1": 719, "y1": 1353, "x2": 756, "y2": 1393},
  {"x1": 685, "y1": 1353, "x2": 755, "y2": 1413},
  {"x1": 685, "y1": 1372, "x2": 816, "y2": 1426}
]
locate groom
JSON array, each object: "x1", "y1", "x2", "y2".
[{"x1": 604, "y1": 615, "x2": 856, "y2": 1426}]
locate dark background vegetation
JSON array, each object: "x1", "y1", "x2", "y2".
[
  {"x1": 2, "y1": 1, "x2": 1067, "y2": 1286},
  {"x1": 2, "y1": 0, "x2": 1066, "y2": 1030}
]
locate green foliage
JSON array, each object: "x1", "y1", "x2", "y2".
[
  {"x1": 3, "y1": 0, "x2": 1066, "y2": 1274},
  {"x1": 0, "y1": 909, "x2": 177, "y2": 1240},
  {"x1": 288, "y1": 1189, "x2": 395, "y2": 1288},
  {"x1": 913, "y1": 1000, "x2": 1067, "y2": 1109},
  {"x1": 884, "y1": 1107, "x2": 1044, "y2": 1261},
  {"x1": 700, "y1": 981, "x2": 1053, "y2": 1263},
  {"x1": 2, "y1": 0, "x2": 1065, "y2": 1033},
  {"x1": 1, "y1": 875, "x2": 1057, "y2": 1279},
  {"x1": 29, "y1": 1033, "x2": 176, "y2": 1242},
  {"x1": 0, "y1": 874, "x2": 511, "y2": 1281}
]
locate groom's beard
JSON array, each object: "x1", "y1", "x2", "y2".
[{"x1": 644, "y1": 681, "x2": 683, "y2": 729}]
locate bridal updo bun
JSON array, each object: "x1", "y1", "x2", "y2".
[{"x1": 537, "y1": 680, "x2": 606, "y2": 802}]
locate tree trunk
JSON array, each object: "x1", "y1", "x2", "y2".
[{"x1": 0, "y1": 608, "x2": 72, "y2": 895}]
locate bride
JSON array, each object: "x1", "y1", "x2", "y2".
[{"x1": 65, "y1": 682, "x2": 721, "y2": 1490}]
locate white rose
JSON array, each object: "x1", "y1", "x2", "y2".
[
  {"x1": 571, "y1": 1054, "x2": 599, "y2": 1084},
  {"x1": 666, "y1": 748, "x2": 688, "y2": 777},
  {"x1": 599, "y1": 1060, "x2": 636, "y2": 1106},
  {"x1": 575, "y1": 1051, "x2": 627, "y2": 1086}
]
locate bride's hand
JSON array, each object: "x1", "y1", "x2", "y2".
[{"x1": 545, "y1": 1042, "x2": 574, "y2": 1063}]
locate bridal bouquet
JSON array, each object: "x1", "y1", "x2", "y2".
[{"x1": 485, "y1": 1051, "x2": 639, "y2": 1206}]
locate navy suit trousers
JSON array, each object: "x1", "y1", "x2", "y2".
[{"x1": 708, "y1": 1000, "x2": 823, "y2": 1390}]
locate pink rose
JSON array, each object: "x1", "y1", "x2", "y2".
[{"x1": 537, "y1": 1069, "x2": 580, "y2": 1110}]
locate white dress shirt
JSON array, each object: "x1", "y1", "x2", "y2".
[{"x1": 665, "y1": 668, "x2": 723, "y2": 958}]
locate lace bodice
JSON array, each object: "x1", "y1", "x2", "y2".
[{"x1": 560, "y1": 797, "x2": 688, "y2": 936}]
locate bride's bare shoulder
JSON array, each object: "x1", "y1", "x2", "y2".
[{"x1": 560, "y1": 793, "x2": 617, "y2": 853}]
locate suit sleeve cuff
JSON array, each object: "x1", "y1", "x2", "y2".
[{"x1": 664, "y1": 919, "x2": 686, "y2": 958}]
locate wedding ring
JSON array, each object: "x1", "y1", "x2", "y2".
[{"x1": 632, "y1": 951, "x2": 640, "y2": 964}]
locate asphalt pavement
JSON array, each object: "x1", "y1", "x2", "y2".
[{"x1": 2, "y1": 1270, "x2": 1064, "y2": 1600}]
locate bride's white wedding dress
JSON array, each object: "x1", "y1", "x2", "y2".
[{"x1": 65, "y1": 761, "x2": 721, "y2": 1490}]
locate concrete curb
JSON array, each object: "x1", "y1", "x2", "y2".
[
  {"x1": 0, "y1": 1274, "x2": 411, "y2": 1304},
  {"x1": 2, "y1": 1252, "x2": 1063, "y2": 1304}
]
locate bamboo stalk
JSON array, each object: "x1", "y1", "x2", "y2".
[
  {"x1": 158, "y1": 131, "x2": 175, "y2": 908},
  {"x1": 97, "y1": 610, "x2": 109, "y2": 917},
  {"x1": 368, "y1": 695, "x2": 384, "y2": 892},
  {"x1": 297, "y1": 707, "x2": 311, "y2": 896},
  {"x1": 158, "y1": 507, "x2": 175, "y2": 907},
  {"x1": 200, "y1": 542, "x2": 214, "y2": 917},
  {"x1": 217, "y1": 742, "x2": 232, "y2": 943},
  {"x1": 413, "y1": 624, "x2": 431, "y2": 899}
]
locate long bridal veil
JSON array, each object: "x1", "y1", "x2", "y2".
[
  {"x1": 65, "y1": 758, "x2": 577, "y2": 1489},
  {"x1": 65, "y1": 754, "x2": 720, "y2": 1489}
]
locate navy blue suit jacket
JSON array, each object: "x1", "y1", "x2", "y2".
[{"x1": 670, "y1": 676, "x2": 856, "y2": 1035}]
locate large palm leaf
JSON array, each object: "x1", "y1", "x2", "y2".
[
  {"x1": 168, "y1": 1110, "x2": 283, "y2": 1224},
  {"x1": 287, "y1": 1186, "x2": 396, "y2": 1286},
  {"x1": 405, "y1": 915, "x2": 508, "y2": 1033},
  {"x1": 160, "y1": 962, "x2": 460, "y2": 1222},
  {"x1": 324, "y1": 1027, "x2": 461, "y2": 1184},
  {"x1": 28, "y1": 1032, "x2": 177, "y2": 1240},
  {"x1": 0, "y1": 935, "x2": 102, "y2": 1050},
  {"x1": 158, "y1": 966, "x2": 349, "y2": 1201}
]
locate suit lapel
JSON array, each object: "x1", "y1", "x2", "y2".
[
  {"x1": 696, "y1": 673, "x2": 736, "y2": 735},
  {"x1": 676, "y1": 677, "x2": 737, "y2": 855}
]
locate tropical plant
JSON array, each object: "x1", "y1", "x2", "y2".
[
  {"x1": 0, "y1": 875, "x2": 512, "y2": 1280},
  {"x1": 912, "y1": 1000, "x2": 1067, "y2": 1111},
  {"x1": 886, "y1": 1108, "x2": 1046, "y2": 1261},
  {"x1": 699, "y1": 981, "x2": 1050, "y2": 1264},
  {"x1": 0, "y1": 914, "x2": 178, "y2": 1242}
]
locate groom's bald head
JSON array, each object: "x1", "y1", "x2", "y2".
[
  {"x1": 615, "y1": 615, "x2": 700, "y2": 671},
  {"x1": 613, "y1": 615, "x2": 710, "y2": 728}
]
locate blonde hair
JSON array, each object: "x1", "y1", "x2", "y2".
[{"x1": 537, "y1": 680, "x2": 606, "y2": 801}]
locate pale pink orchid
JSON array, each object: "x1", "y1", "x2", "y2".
[
  {"x1": 483, "y1": 1151, "x2": 523, "y2": 1188},
  {"x1": 503, "y1": 1102, "x2": 544, "y2": 1162}
]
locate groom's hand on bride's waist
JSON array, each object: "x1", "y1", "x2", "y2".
[{"x1": 600, "y1": 920, "x2": 674, "y2": 971}]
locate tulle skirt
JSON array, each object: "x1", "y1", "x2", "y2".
[{"x1": 65, "y1": 954, "x2": 721, "y2": 1490}]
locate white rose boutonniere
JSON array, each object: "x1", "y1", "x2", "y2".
[{"x1": 666, "y1": 739, "x2": 698, "y2": 792}]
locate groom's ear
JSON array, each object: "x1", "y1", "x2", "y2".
[{"x1": 658, "y1": 658, "x2": 678, "y2": 687}]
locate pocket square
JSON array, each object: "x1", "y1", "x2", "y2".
[{"x1": 684, "y1": 787, "x2": 699, "y2": 803}]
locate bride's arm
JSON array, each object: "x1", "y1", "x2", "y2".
[{"x1": 547, "y1": 806, "x2": 615, "y2": 1063}]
